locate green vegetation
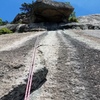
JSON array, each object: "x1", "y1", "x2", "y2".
[
  {"x1": 20, "y1": 3, "x2": 32, "y2": 13},
  {"x1": 0, "y1": 18, "x2": 3, "y2": 25},
  {"x1": 68, "y1": 16, "x2": 78, "y2": 22},
  {"x1": 65, "y1": 2, "x2": 78, "y2": 22},
  {"x1": 0, "y1": 28, "x2": 12, "y2": 35},
  {"x1": 0, "y1": 18, "x2": 9, "y2": 26},
  {"x1": 68, "y1": 11, "x2": 78, "y2": 22},
  {"x1": 19, "y1": 1, "x2": 35, "y2": 23},
  {"x1": 20, "y1": 1, "x2": 34, "y2": 13}
]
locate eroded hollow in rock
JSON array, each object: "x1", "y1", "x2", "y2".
[{"x1": 1, "y1": 67, "x2": 48, "y2": 100}]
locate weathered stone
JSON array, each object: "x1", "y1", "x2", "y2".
[
  {"x1": 59, "y1": 22, "x2": 100, "y2": 30},
  {"x1": 32, "y1": 0, "x2": 74, "y2": 22},
  {"x1": 78, "y1": 14, "x2": 100, "y2": 24},
  {"x1": 0, "y1": 67, "x2": 48, "y2": 100},
  {"x1": 13, "y1": 13, "x2": 30, "y2": 24},
  {"x1": 29, "y1": 22, "x2": 58, "y2": 30},
  {"x1": 0, "y1": 24, "x2": 30, "y2": 33},
  {"x1": 59, "y1": 14, "x2": 100, "y2": 30},
  {"x1": 16, "y1": 24, "x2": 30, "y2": 33},
  {"x1": 13, "y1": 0, "x2": 74, "y2": 23},
  {"x1": 59, "y1": 23, "x2": 88, "y2": 30},
  {"x1": 77, "y1": 14, "x2": 100, "y2": 30}
]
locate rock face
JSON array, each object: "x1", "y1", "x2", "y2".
[
  {"x1": 12, "y1": 0, "x2": 74, "y2": 24},
  {"x1": 2, "y1": 15, "x2": 100, "y2": 32},
  {"x1": 13, "y1": 13, "x2": 30, "y2": 24},
  {"x1": 78, "y1": 14, "x2": 100, "y2": 24},
  {"x1": 0, "y1": 24, "x2": 19, "y2": 32},
  {"x1": 59, "y1": 22, "x2": 100, "y2": 30},
  {"x1": 0, "y1": 24, "x2": 30, "y2": 33},
  {"x1": 59, "y1": 14, "x2": 100, "y2": 30},
  {"x1": 77, "y1": 14, "x2": 100, "y2": 29},
  {"x1": 13, "y1": 0, "x2": 74, "y2": 24},
  {"x1": 32, "y1": 0, "x2": 74, "y2": 22},
  {"x1": 1, "y1": 67, "x2": 48, "y2": 100}
]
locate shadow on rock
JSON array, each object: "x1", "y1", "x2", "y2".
[{"x1": 1, "y1": 67, "x2": 48, "y2": 100}]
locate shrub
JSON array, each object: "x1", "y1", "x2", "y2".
[
  {"x1": 0, "y1": 18, "x2": 3, "y2": 25},
  {"x1": 68, "y1": 17, "x2": 78, "y2": 22},
  {"x1": 0, "y1": 28, "x2": 13, "y2": 35},
  {"x1": 68, "y1": 11, "x2": 78, "y2": 22},
  {"x1": 0, "y1": 18, "x2": 8, "y2": 25}
]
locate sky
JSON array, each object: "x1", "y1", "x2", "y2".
[{"x1": 0, "y1": 0, "x2": 100, "y2": 22}]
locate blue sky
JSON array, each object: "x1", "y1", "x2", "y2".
[{"x1": 0, "y1": 0, "x2": 100, "y2": 22}]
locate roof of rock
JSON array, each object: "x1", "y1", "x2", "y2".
[
  {"x1": 36, "y1": 0, "x2": 73, "y2": 9},
  {"x1": 32, "y1": 0, "x2": 74, "y2": 22}
]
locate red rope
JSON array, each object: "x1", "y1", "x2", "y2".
[{"x1": 24, "y1": 37, "x2": 38, "y2": 100}]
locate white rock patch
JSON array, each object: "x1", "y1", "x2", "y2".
[
  {"x1": 30, "y1": 31, "x2": 60, "y2": 100},
  {"x1": 63, "y1": 30, "x2": 100, "y2": 50},
  {"x1": 0, "y1": 32, "x2": 45, "y2": 52}
]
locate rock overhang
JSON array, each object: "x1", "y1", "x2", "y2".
[{"x1": 32, "y1": 0, "x2": 74, "y2": 22}]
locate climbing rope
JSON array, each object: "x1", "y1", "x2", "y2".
[{"x1": 24, "y1": 36, "x2": 39, "y2": 100}]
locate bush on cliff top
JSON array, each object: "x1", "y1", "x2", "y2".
[{"x1": 0, "y1": 28, "x2": 13, "y2": 35}]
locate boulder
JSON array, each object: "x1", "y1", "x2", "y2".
[
  {"x1": 12, "y1": 0, "x2": 74, "y2": 23},
  {"x1": 32, "y1": 0, "x2": 74, "y2": 22}
]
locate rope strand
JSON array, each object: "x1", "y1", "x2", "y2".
[{"x1": 24, "y1": 37, "x2": 39, "y2": 100}]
